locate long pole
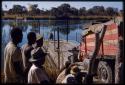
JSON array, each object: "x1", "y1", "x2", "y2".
[
  {"x1": 38, "y1": 20, "x2": 40, "y2": 34},
  {"x1": 66, "y1": 20, "x2": 69, "y2": 42},
  {"x1": 76, "y1": 32, "x2": 77, "y2": 41},
  {"x1": 57, "y1": 27, "x2": 60, "y2": 70},
  {"x1": 54, "y1": 29, "x2": 55, "y2": 50}
]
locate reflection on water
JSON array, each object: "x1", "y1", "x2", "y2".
[{"x1": 1, "y1": 19, "x2": 91, "y2": 71}]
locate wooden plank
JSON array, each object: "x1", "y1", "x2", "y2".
[
  {"x1": 105, "y1": 29, "x2": 118, "y2": 35},
  {"x1": 86, "y1": 45, "x2": 117, "y2": 50},
  {"x1": 103, "y1": 34, "x2": 118, "y2": 40},
  {"x1": 86, "y1": 40, "x2": 118, "y2": 46},
  {"x1": 86, "y1": 34, "x2": 118, "y2": 42},
  {"x1": 107, "y1": 23, "x2": 118, "y2": 30}
]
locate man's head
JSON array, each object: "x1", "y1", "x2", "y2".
[
  {"x1": 36, "y1": 34, "x2": 43, "y2": 47},
  {"x1": 70, "y1": 65, "x2": 80, "y2": 76},
  {"x1": 27, "y1": 32, "x2": 36, "y2": 44},
  {"x1": 10, "y1": 27, "x2": 23, "y2": 44}
]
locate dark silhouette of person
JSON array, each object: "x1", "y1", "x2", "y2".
[
  {"x1": 22, "y1": 32, "x2": 36, "y2": 83},
  {"x1": 68, "y1": 47, "x2": 79, "y2": 63},
  {"x1": 49, "y1": 32, "x2": 53, "y2": 40},
  {"x1": 4, "y1": 27, "x2": 24, "y2": 83}
]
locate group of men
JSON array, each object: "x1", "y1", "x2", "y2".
[
  {"x1": 4, "y1": 27, "x2": 49, "y2": 83},
  {"x1": 3, "y1": 27, "x2": 84, "y2": 84}
]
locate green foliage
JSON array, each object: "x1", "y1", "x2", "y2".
[{"x1": 3, "y1": 3, "x2": 120, "y2": 17}]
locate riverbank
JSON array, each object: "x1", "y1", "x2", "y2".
[{"x1": 2, "y1": 15, "x2": 114, "y2": 20}]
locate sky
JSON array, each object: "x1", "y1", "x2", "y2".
[{"x1": 2, "y1": 1, "x2": 123, "y2": 11}]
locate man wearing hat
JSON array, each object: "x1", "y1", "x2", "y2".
[
  {"x1": 68, "y1": 47, "x2": 79, "y2": 64},
  {"x1": 33, "y1": 33, "x2": 47, "y2": 62},
  {"x1": 28, "y1": 34, "x2": 49, "y2": 83},
  {"x1": 28, "y1": 47, "x2": 49, "y2": 83},
  {"x1": 34, "y1": 33, "x2": 44, "y2": 48}
]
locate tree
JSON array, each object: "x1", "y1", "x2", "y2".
[
  {"x1": 7, "y1": 5, "x2": 28, "y2": 15},
  {"x1": 106, "y1": 7, "x2": 115, "y2": 16},
  {"x1": 51, "y1": 7, "x2": 59, "y2": 16},
  {"x1": 87, "y1": 8, "x2": 94, "y2": 16},
  {"x1": 70, "y1": 7, "x2": 78, "y2": 16},
  {"x1": 79, "y1": 7, "x2": 86, "y2": 16},
  {"x1": 86, "y1": 6, "x2": 105, "y2": 16},
  {"x1": 28, "y1": 4, "x2": 40, "y2": 16},
  {"x1": 58, "y1": 3, "x2": 71, "y2": 17}
]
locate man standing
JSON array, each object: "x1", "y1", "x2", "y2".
[
  {"x1": 28, "y1": 34, "x2": 49, "y2": 83},
  {"x1": 22, "y1": 32, "x2": 36, "y2": 82},
  {"x1": 49, "y1": 32, "x2": 53, "y2": 40},
  {"x1": 4, "y1": 28, "x2": 24, "y2": 83}
]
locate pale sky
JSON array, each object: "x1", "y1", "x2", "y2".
[{"x1": 2, "y1": 1, "x2": 123, "y2": 11}]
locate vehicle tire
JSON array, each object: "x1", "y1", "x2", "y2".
[{"x1": 97, "y1": 61, "x2": 112, "y2": 83}]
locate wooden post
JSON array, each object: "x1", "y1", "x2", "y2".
[
  {"x1": 115, "y1": 21, "x2": 124, "y2": 83},
  {"x1": 38, "y1": 20, "x2": 40, "y2": 34},
  {"x1": 66, "y1": 19, "x2": 69, "y2": 42},
  {"x1": 84, "y1": 37, "x2": 87, "y2": 54},
  {"x1": 54, "y1": 29, "x2": 55, "y2": 50},
  {"x1": 76, "y1": 32, "x2": 77, "y2": 41},
  {"x1": 57, "y1": 27, "x2": 60, "y2": 70},
  {"x1": 84, "y1": 25, "x2": 107, "y2": 84}
]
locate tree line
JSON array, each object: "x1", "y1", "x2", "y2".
[{"x1": 2, "y1": 3, "x2": 122, "y2": 18}]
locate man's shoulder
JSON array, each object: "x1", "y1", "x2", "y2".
[
  {"x1": 6, "y1": 42, "x2": 15, "y2": 48},
  {"x1": 6, "y1": 42, "x2": 21, "y2": 52},
  {"x1": 22, "y1": 44, "x2": 33, "y2": 51}
]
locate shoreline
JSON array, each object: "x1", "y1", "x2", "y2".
[{"x1": 2, "y1": 15, "x2": 114, "y2": 20}]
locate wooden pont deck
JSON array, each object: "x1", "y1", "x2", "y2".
[
  {"x1": 42, "y1": 40, "x2": 78, "y2": 81},
  {"x1": 43, "y1": 40, "x2": 78, "y2": 69}
]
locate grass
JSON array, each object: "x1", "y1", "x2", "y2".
[{"x1": 43, "y1": 56, "x2": 60, "y2": 83}]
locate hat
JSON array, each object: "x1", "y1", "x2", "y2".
[
  {"x1": 70, "y1": 65, "x2": 80, "y2": 75},
  {"x1": 36, "y1": 33, "x2": 43, "y2": 41},
  {"x1": 29, "y1": 47, "x2": 44, "y2": 62}
]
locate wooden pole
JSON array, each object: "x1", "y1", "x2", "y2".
[
  {"x1": 84, "y1": 25, "x2": 107, "y2": 84},
  {"x1": 76, "y1": 32, "x2": 77, "y2": 41},
  {"x1": 54, "y1": 29, "x2": 55, "y2": 50},
  {"x1": 66, "y1": 19, "x2": 69, "y2": 42},
  {"x1": 115, "y1": 21, "x2": 124, "y2": 83},
  {"x1": 57, "y1": 27, "x2": 60, "y2": 70}
]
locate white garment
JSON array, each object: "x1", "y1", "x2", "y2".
[
  {"x1": 28, "y1": 64, "x2": 49, "y2": 83},
  {"x1": 62, "y1": 74, "x2": 77, "y2": 84},
  {"x1": 4, "y1": 41, "x2": 23, "y2": 83}
]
